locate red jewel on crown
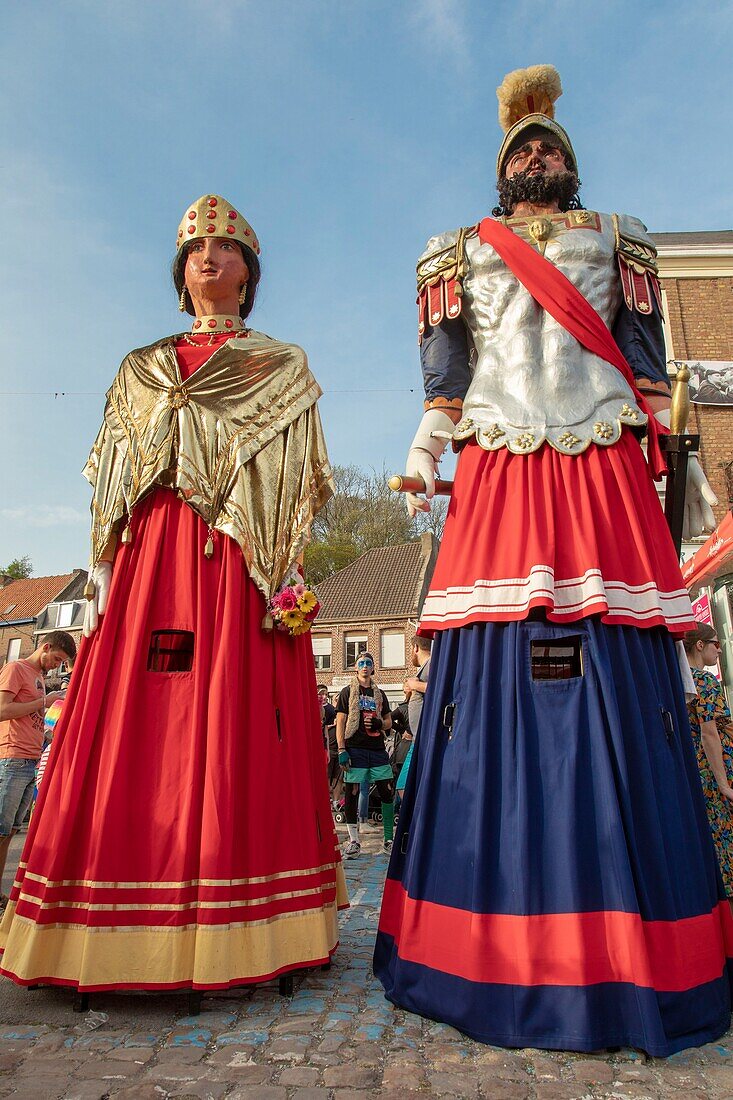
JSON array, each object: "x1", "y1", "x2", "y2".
[
  {"x1": 225, "y1": 319, "x2": 233, "y2": 328},
  {"x1": 188, "y1": 211, "x2": 196, "y2": 220},
  {"x1": 208, "y1": 198, "x2": 217, "y2": 207},
  {"x1": 226, "y1": 225, "x2": 235, "y2": 234},
  {"x1": 228, "y1": 210, "x2": 237, "y2": 219},
  {"x1": 207, "y1": 319, "x2": 217, "y2": 329}
]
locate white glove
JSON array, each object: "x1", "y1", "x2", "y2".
[
  {"x1": 82, "y1": 561, "x2": 113, "y2": 638},
  {"x1": 683, "y1": 456, "x2": 718, "y2": 540},
  {"x1": 405, "y1": 409, "x2": 455, "y2": 517},
  {"x1": 655, "y1": 408, "x2": 718, "y2": 540}
]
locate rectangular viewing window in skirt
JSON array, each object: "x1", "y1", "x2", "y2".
[{"x1": 530, "y1": 637, "x2": 584, "y2": 681}]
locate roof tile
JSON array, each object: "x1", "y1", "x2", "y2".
[
  {"x1": 316, "y1": 536, "x2": 437, "y2": 623},
  {"x1": 0, "y1": 574, "x2": 76, "y2": 622}
]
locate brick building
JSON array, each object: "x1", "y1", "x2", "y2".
[
  {"x1": 653, "y1": 230, "x2": 733, "y2": 521},
  {"x1": 654, "y1": 229, "x2": 733, "y2": 702},
  {"x1": 312, "y1": 533, "x2": 439, "y2": 705},
  {"x1": 0, "y1": 571, "x2": 87, "y2": 668}
]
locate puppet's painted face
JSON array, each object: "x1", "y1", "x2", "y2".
[
  {"x1": 504, "y1": 139, "x2": 567, "y2": 180},
  {"x1": 184, "y1": 238, "x2": 248, "y2": 310}
]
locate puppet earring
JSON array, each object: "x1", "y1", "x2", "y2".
[
  {"x1": 179, "y1": 287, "x2": 187, "y2": 312},
  {"x1": 238, "y1": 284, "x2": 247, "y2": 306}
]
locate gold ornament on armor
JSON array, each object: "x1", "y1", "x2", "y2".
[{"x1": 528, "y1": 218, "x2": 553, "y2": 255}]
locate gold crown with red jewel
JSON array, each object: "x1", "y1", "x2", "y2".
[
  {"x1": 176, "y1": 194, "x2": 260, "y2": 255},
  {"x1": 496, "y1": 65, "x2": 577, "y2": 177}
]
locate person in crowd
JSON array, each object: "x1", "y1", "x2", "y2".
[
  {"x1": 320, "y1": 687, "x2": 342, "y2": 805},
  {"x1": 0, "y1": 195, "x2": 346, "y2": 993},
  {"x1": 391, "y1": 701, "x2": 410, "y2": 742},
  {"x1": 396, "y1": 635, "x2": 432, "y2": 796},
  {"x1": 318, "y1": 684, "x2": 336, "y2": 763},
  {"x1": 335, "y1": 653, "x2": 393, "y2": 856},
  {"x1": 685, "y1": 623, "x2": 733, "y2": 908},
  {"x1": 0, "y1": 632, "x2": 75, "y2": 905},
  {"x1": 358, "y1": 779, "x2": 371, "y2": 827},
  {"x1": 391, "y1": 710, "x2": 413, "y2": 779}
]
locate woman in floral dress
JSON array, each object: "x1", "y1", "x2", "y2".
[{"x1": 685, "y1": 622, "x2": 733, "y2": 903}]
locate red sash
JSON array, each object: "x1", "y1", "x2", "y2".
[{"x1": 476, "y1": 216, "x2": 667, "y2": 479}]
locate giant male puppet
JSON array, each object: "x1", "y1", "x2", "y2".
[{"x1": 374, "y1": 66, "x2": 731, "y2": 1055}]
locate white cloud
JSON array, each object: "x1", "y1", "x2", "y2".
[
  {"x1": 0, "y1": 506, "x2": 88, "y2": 529},
  {"x1": 409, "y1": 0, "x2": 471, "y2": 68}
]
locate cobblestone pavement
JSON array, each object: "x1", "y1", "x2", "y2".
[{"x1": 1, "y1": 825, "x2": 733, "y2": 1098}]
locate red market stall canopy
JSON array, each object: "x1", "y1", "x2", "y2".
[{"x1": 682, "y1": 512, "x2": 733, "y2": 592}]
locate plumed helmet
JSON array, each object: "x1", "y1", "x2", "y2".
[{"x1": 495, "y1": 65, "x2": 577, "y2": 178}]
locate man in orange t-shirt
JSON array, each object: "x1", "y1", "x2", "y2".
[{"x1": 0, "y1": 630, "x2": 76, "y2": 899}]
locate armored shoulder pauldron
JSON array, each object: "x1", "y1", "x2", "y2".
[
  {"x1": 612, "y1": 214, "x2": 663, "y2": 316},
  {"x1": 416, "y1": 226, "x2": 476, "y2": 343}
]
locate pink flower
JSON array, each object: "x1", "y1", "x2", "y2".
[
  {"x1": 293, "y1": 583, "x2": 306, "y2": 597},
  {"x1": 278, "y1": 588, "x2": 298, "y2": 611}
]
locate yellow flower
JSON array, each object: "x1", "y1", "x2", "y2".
[
  {"x1": 291, "y1": 620, "x2": 311, "y2": 636},
  {"x1": 297, "y1": 590, "x2": 317, "y2": 612},
  {"x1": 281, "y1": 609, "x2": 305, "y2": 628}
]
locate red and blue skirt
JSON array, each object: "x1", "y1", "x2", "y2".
[{"x1": 375, "y1": 435, "x2": 732, "y2": 1053}]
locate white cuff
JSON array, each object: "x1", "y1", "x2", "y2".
[{"x1": 408, "y1": 409, "x2": 455, "y2": 462}]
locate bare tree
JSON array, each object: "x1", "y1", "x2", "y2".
[
  {"x1": 412, "y1": 495, "x2": 449, "y2": 541},
  {"x1": 304, "y1": 464, "x2": 444, "y2": 583}
]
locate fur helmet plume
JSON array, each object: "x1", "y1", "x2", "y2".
[{"x1": 497, "y1": 65, "x2": 562, "y2": 133}]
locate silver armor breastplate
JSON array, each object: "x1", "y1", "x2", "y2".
[{"x1": 452, "y1": 213, "x2": 646, "y2": 454}]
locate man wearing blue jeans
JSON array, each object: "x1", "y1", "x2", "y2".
[{"x1": 0, "y1": 631, "x2": 76, "y2": 902}]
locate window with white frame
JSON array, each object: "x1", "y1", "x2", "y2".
[
  {"x1": 56, "y1": 602, "x2": 76, "y2": 628},
  {"x1": 380, "y1": 630, "x2": 405, "y2": 669},
  {"x1": 6, "y1": 638, "x2": 21, "y2": 662},
  {"x1": 312, "y1": 635, "x2": 332, "y2": 671},
  {"x1": 345, "y1": 633, "x2": 368, "y2": 669}
]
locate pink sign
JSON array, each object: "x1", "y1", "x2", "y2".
[{"x1": 692, "y1": 593, "x2": 712, "y2": 625}]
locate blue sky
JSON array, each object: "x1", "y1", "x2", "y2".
[{"x1": 1, "y1": 0, "x2": 731, "y2": 576}]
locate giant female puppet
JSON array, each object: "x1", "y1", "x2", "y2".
[
  {"x1": 374, "y1": 67, "x2": 732, "y2": 1054},
  {"x1": 0, "y1": 195, "x2": 347, "y2": 994}
]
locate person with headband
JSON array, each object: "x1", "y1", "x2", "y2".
[
  {"x1": 0, "y1": 195, "x2": 346, "y2": 996},
  {"x1": 335, "y1": 653, "x2": 394, "y2": 857}
]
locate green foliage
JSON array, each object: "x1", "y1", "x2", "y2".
[{"x1": 1, "y1": 556, "x2": 33, "y2": 580}]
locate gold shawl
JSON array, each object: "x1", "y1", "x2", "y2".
[{"x1": 83, "y1": 330, "x2": 333, "y2": 599}]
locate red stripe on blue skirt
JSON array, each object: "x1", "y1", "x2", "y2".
[{"x1": 380, "y1": 880, "x2": 733, "y2": 992}]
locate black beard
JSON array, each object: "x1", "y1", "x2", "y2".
[{"x1": 495, "y1": 169, "x2": 581, "y2": 215}]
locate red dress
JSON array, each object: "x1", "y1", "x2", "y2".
[
  {"x1": 0, "y1": 334, "x2": 346, "y2": 991},
  {"x1": 420, "y1": 432, "x2": 695, "y2": 635}
]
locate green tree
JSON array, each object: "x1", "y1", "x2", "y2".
[{"x1": 1, "y1": 556, "x2": 33, "y2": 579}]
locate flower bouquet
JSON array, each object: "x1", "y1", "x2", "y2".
[{"x1": 267, "y1": 576, "x2": 321, "y2": 636}]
